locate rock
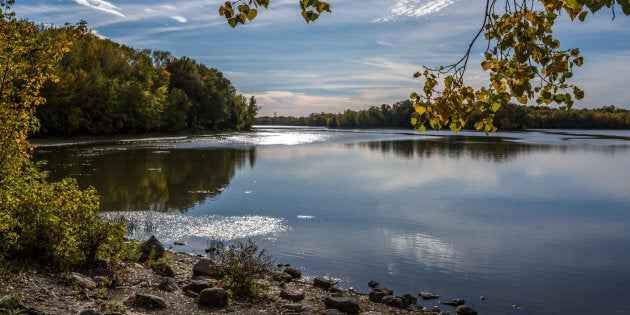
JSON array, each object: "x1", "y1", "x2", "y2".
[
  {"x1": 174, "y1": 241, "x2": 187, "y2": 246},
  {"x1": 273, "y1": 271, "x2": 294, "y2": 282},
  {"x1": 151, "y1": 262, "x2": 175, "y2": 277},
  {"x1": 324, "y1": 296, "x2": 360, "y2": 314},
  {"x1": 157, "y1": 277, "x2": 178, "y2": 292},
  {"x1": 313, "y1": 276, "x2": 336, "y2": 290},
  {"x1": 368, "y1": 290, "x2": 388, "y2": 302},
  {"x1": 328, "y1": 286, "x2": 343, "y2": 293},
  {"x1": 284, "y1": 267, "x2": 301, "y2": 279},
  {"x1": 198, "y1": 288, "x2": 228, "y2": 307},
  {"x1": 133, "y1": 293, "x2": 168, "y2": 309},
  {"x1": 419, "y1": 291, "x2": 440, "y2": 299},
  {"x1": 401, "y1": 293, "x2": 417, "y2": 307},
  {"x1": 381, "y1": 295, "x2": 405, "y2": 308},
  {"x1": 369, "y1": 282, "x2": 393, "y2": 295},
  {"x1": 280, "y1": 289, "x2": 305, "y2": 301},
  {"x1": 139, "y1": 235, "x2": 165, "y2": 262},
  {"x1": 281, "y1": 303, "x2": 304, "y2": 313},
  {"x1": 79, "y1": 310, "x2": 102, "y2": 315},
  {"x1": 192, "y1": 258, "x2": 223, "y2": 278},
  {"x1": 184, "y1": 290, "x2": 199, "y2": 298},
  {"x1": 441, "y1": 298, "x2": 466, "y2": 306},
  {"x1": 480, "y1": 295, "x2": 486, "y2": 301},
  {"x1": 182, "y1": 280, "x2": 215, "y2": 294},
  {"x1": 456, "y1": 305, "x2": 478, "y2": 315},
  {"x1": 69, "y1": 272, "x2": 97, "y2": 290},
  {"x1": 322, "y1": 309, "x2": 344, "y2": 315},
  {"x1": 431, "y1": 306, "x2": 442, "y2": 312},
  {"x1": 363, "y1": 312, "x2": 385, "y2": 315}
]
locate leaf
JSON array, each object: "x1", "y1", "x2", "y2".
[
  {"x1": 414, "y1": 104, "x2": 426, "y2": 115},
  {"x1": 578, "y1": 11, "x2": 588, "y2": 21},
  {"x1": 416, "y1": 124, "x2": 427, "y2": 132},
  {"x1": 410, "y1": 92, "x2": 419, "y2": 99},
  {"x1": 573, "y1": 57, "x2": 584, "y2": 67},
  {"x1": 247, "y1": 9, "x2": 258, "y2": 21},
  {"x1": 449, "y1": 121, "x2": 462, "y2": 133},
  {"x1": 228, "y1": 18, "x2": 237, "y2": 28},
  {"x1": 491, "y1": 101, "x2": 501, "y2": 112}
]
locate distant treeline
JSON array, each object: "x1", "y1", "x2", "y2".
[
  {"x1": 257, "y1": 101, "x2": 630, "y2": 130},
  {"x1": 36, "y1": 32, "x2": 258, "y2": 137}
]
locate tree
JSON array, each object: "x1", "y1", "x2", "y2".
[
  {"x1": 1, "y1": 0, "x2": 125, "y2": 267},
  {"x1": 220, "y1": 0, "x2": 627, "y2": 132}
]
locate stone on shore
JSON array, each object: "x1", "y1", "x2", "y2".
[
  {"x1": 419, "y1": 291, "x2": 440, "y2": 299},
  {"x1": 456, "y1": 304, "x2": 478, "y2": 315},
  {"x1": 313, "y1": 276, "x2": 336, "y2": 290},
  {"x1": 139, "y1": 235, "x2": 165, "y2": 262},
  {"x1": 198, "y1": 288, "x2": 228, "y2": 307},
  {"x1": 150, "y1": 261, "x2": 175, "y2": 277},
  {"x1": 69, "y1": 272, "x2": 97, "y2": 290},
  {"x1": 192, "y1": 258, "x2": 222, "y2": 278},
  {"x1": 368, "y1": 290, "x2": 388, "y2": 302},
  {"x1": 132, "y1": 293, "x2": 168, "y2": 309},
  {"x1": 284, "y1": 267, "x2": 302, "y2": 279},
  {"x1": 157, "y1": 277, "x2": 178, "y2": 292},
  {"x1": 400, "y1": 293, "x2": 417, "y2": 307},
  {"x1": 441, "y1": 298, "x2": 466, "y2": 306},
  {"x1": 182, "y1": 280, "x2": 215, "y2": 294},
  {"x1": 381, "y1": 295, "x2": 405, "y2": 308},
  {"x1": 280, "y1": 289, "x2": 305, "y2": 301},
  {"x1": 324, "y1": 296, "x2": 360, "y2": 314}
]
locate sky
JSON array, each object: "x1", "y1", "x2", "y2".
[{"x1": 13, "y1": 0, "x2": 630, "y2": 116}]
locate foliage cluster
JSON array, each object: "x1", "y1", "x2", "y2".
[
  {"x1": 36, "y1": 35, "x2": 259, "y2": 137},
  {"x1": 257, "y1": 102, "x2": 630, "y2": 130},
  {"x1": 0, "y1": 0, "x2": 125, "y2": 268},
  {"x1": 219, "y1": 0, "x2": 331, "y2": 27},
  {"x1": 216, "y1": 239, "x2": 273, "y2": 298},
  {"x1": 410, "y1": 0, "x2": 629, "y2": 133}
]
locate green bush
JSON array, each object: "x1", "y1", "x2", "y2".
[
  {"x1": 217, "y1": 239, "x2": 273, "y2": 298},
  {"x1": 0, "y1": 164, "x2": 126, "y2": 268}
]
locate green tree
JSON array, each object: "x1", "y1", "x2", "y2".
[{"x1": 0, "y1": 0, "x2": 124, "y2": 267}]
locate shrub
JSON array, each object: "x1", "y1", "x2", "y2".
[
  {"x1": 216, "y1": 239, "x2": 273, "y2": 298},
  {"x1": 0, "y1": 164, "x2": 126, "y2": 268}
]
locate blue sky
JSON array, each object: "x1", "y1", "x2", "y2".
[{"x1": 13, "y1": 0, "x2": 630, "y2": 116}]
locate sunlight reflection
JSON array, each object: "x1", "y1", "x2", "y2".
[{"x1": 101, "y1": 211, "x2": 287, "y2": 243}]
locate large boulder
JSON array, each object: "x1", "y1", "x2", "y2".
[
  {"x1": 368, "y1": 290, "x2": 388, "y2": 303},
  {"x1": 192, "y1": 258, "x2": 223, "y2": 278},
  {"x1": 198, "y1": 288, "x2": 228, "y2": 307},
  {"x1": 139, "y1": 235, "x2": 165, "y2": 262},
  {"x1": 324, "y1": 296, "x2": 360, "y2": 315}
]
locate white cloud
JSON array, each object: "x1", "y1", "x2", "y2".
[
  {"x1": 74, "y1": 0, "x2": 125, "y2": 17},
  {"x1": 170, "y1": 16, "x2": 188, "y2": 23}
]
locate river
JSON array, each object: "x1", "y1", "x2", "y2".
[{"x1": 33, "y1": 127, "x2": 630, "y2": 314}]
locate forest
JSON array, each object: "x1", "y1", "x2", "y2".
[
  {"x1": 257, "y1": 102, "x2": 630, "y2": 130},
  {"x1": 35, "y1": 27, "x2": 259, "y2": 137}
]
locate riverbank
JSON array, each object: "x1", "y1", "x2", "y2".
[{"x1": 0, "y1": 241, "x2": 475, "y2": 315}]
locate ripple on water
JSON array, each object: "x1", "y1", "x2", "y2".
[{"x1": 100, "y1": 211, "x2": 287, "y2": 243}]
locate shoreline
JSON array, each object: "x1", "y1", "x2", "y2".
[{"x1": 0, "y1": 242, "x2": 477, "y2": 315}]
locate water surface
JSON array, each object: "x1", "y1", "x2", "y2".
[{"x1": 34, "y1": 127, "x2": 630, "y2": 315}]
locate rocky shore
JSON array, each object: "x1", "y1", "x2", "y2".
[{"x1": 0, "y1": 237, "x2": 478, "y2": 315}]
